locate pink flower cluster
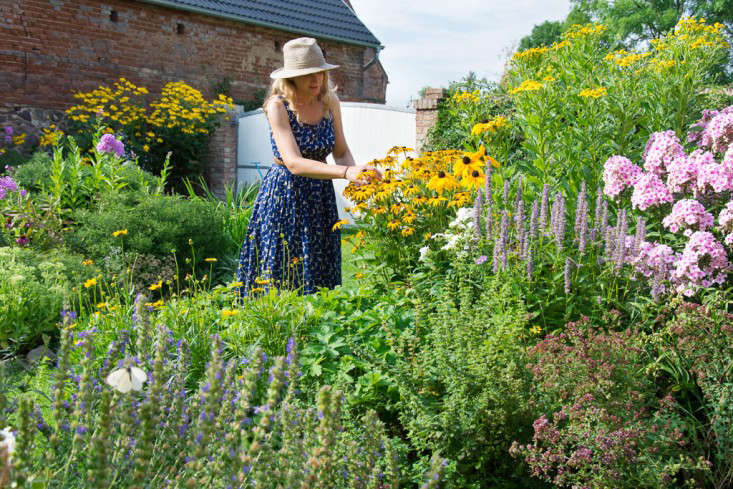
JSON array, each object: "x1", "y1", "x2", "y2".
[
  {"x1": 96, "y1": 133, "x2": 125, "y2": 158},
  {"x1": 0, "y1": 175, "x2": 18, "y2": 200},
  {"x1": 631, "y1": 173, "x2": 672, "y2": 211},
  {"x1": 665, "y1": 154, "x2": 698, "y2": 193},
  {"x1": 602, "y1": 156, "x2": 641, "y2": 198},
  {"x1": 632, "y1": 242, "x2": 678, "y2": 298},
  {"x1": 719, "y1": 201, "x2": 733, "y2": 246},
  {"x1": 662, "y1": 199, "x2": 714, "y2": 236},
  {"x1": 689, "y1": 105, "x2": 733, "y2": 154},
  {"x1": 643, "y1": 131, "x2": 684, "y2": 177},
  {"x1": 673, "y1": 231, "x2": 730, "y2": 296},
  {"x1": 704, "y1": 109, "x2": 733, "y2": 155},
  {"x1": 696, "y1": 151, "x2": 733, "y2": 193}
]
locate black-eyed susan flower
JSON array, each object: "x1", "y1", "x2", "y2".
[
  {"x1": 427, "y1": 171, "x2": 460, "y2": 193},
  {"x1": 453, "y1": 154, "x2": 484, "y2": 179},
  {"x1": 387, "y1": 219, "x2": 401, "y2": 231},
  {"x1": 461, "y1": 169, "x2": 485, "y2": 190},
  {"x1": 401, "y1": 227, "x2": 415, "y2": 237},
  {"x1": 148, "y1": 280, "x2": 163, "y2": 291},
  {"x1": 84, "y1": 278, "x2": 97, "y2": 288}
]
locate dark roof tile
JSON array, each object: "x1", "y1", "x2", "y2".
[{"x1": 140, "y1": 0, "x2": 382, "y2": 47}]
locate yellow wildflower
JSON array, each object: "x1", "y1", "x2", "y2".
[
  {"x1": 84, "y1": 278, "x2": 97, "y2": 288},
  {"x1": 204, "y1": 257, "x2": 217, "y2": 262},
  {"x1": 221, "y1": 309, "x2": 239, "y2": 318},
  {"x1": 112, "y1": 229, "x2": 128, "y2": 237},
  {"x1": 332, "y1": 219, "x2": 348, "y2": 231},
  {"x1": 149, "y1": 280, "x2": 163, "y2": 291},
  {"x1": 82, "y1": 259, "x2": 94, "y2": 266}
]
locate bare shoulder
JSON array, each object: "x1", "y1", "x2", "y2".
[{"x1": 265, "y1": 97, "x2": 288, "y2": 124}]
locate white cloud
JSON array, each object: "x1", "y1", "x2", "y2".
[{"x1": 350, "y1": 0, "x2": 572, "y2": 107}]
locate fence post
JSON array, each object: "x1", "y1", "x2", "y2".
[{"x1": 413, "y1": 88, "x2": 446, "y2": 152}]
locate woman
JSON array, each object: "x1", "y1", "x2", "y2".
[{"x1": 236, "y1": 37, "x2": 378, "y2": 297}]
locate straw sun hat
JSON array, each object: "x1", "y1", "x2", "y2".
[{"x1": 270, "y1": 37, "x2": 340, "y2": 79}]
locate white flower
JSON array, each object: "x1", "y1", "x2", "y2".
[
  {"x1": 441, "y1": 234, "x2": 461, "y2": 251},
  {"x1": 0, "y1": 427, "x2": 15, "y2": 459},
  {"x1": 449, "y1": 207, "x2": 474, "y2": 229},
  {"x1": 418, "y1": 246, "x2": 430, "y2": 262}
]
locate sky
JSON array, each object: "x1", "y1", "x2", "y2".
[{"x1": 350, "y1": 0, "x2": 573, "y2": 108}]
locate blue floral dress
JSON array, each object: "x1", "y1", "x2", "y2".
[{"x1": 236, "y1": 99, "x2": 341, "y2": 296}]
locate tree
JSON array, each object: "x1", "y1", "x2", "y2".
[{"x1": 517, "y1": 8, "x2": 592, "y2": 49}]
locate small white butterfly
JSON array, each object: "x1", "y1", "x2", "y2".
[{"x1": 105, "y1": 364, "x2": 148, "y2": 393}]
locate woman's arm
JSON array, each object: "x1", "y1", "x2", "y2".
[
  {"x1": 267, "y1": 97, "x2": 364, "y2": 181},
  {"x1": 330, "y1": 97, "x2": 356, "y2": 167}
]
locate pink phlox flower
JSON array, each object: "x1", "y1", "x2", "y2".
[
  {"x1": 602, "y1": 155, "x2": 642, "y2": 198},
  {"x1": 719, "y1": 202, "x2": 733, "y2": 247},
  {"x1": 633, "y1": 241, "x2": 677, "y2": 280},
  {"x1": 673, "y1": 231, "x2": 730, "y2": 296},
  {"x1": 688, "y1": 108, "x2": 720, "y2": 145},
  {"x1": 95, "y1": 133, "x2": 125, "y2": 158},
  {"x1": 662, "y1": 199, "x2": 714, "y2": 236},
  {"x1": 631, "y1": 173, "x2": 673, "y2": 211},
  {"x1": 704, "y1": 109, "x2": 733, "y2": 155},
  {"x1": 643, "y1": 131, "x2": 684, "y2": 177},
  {"x1": 666, "y1": 154, "x2": 699, "y2": 194},
  {"x1": 697, "y1": 160, "x2": 733, "y2": 194},
  {"x1": 0, "y1": 176, "x2": 18, "y2": 200}
]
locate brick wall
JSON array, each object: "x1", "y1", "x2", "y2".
[
  {"x1": 413, "y1": 88, "x2": 446, "y2": 151},
  {"x1": 205, "y1": 105, "x2": 242, "y2": 198},
  {"x1": 1, "y1": 0, "x2": 387, "y2": 193}
]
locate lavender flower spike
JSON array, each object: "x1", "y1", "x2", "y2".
[
  {"x1": 473, "y1": 190, "x2": 483, "y2": 240},
  {"x1": 539, "y1": 183, "x2": 550, "y2": 235}
]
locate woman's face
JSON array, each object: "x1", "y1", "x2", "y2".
[{"x1": 292, "y1": 72, "x2": 324, "y2": 100}]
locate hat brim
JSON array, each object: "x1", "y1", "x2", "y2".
[{"x1": 270, "y1": 63, "x2": 340, "y2": 79}]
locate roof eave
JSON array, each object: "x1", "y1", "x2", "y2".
[{"x1": 137, "y1": 0, "x2": 383, "y2": 48}]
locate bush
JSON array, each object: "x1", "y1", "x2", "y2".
[
  {"x1": 0, "y1": 247, "x2": 86, "y2": 353},
  {"x1": 511, "y1": 315, "x2": 715, "y2": 489},
  {"x1": 66, "y1": 190, "x2": 229, "y2": 284},
  {"x1": 62, "y1": 78, "x2": 234, "y2": 189},
  {"x1": 11, "y1": 152, "x2": 52, "y2": 192},
  {"x1": 393, "y1": 271, "x2": 536, "y2": 488},
  {"x1": 505, "y1": 18, "x2": 730, "y2": 200}
]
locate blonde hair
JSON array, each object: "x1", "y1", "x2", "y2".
[{"x1": 263, "y1": 71, "x2": 337, "y2": 122}]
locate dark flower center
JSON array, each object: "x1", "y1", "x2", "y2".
[
  {"x1": 462, "y1": 156, "x2": 471, "y2": 165},
  {"x1": 472, "y1": 170, "x2": 480, "y2": 177},
  {"x1": 438, "y1": 171, "x2": 446, "y2": 178}
]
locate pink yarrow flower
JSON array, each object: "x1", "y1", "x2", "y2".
[
  {"x1": 643, "y1": 130, "x2": 684, "y2": 177},
  {"x1": 662, "y1": 199, "x2": 714, "y2": 236},
  {"x1": 95, "y1": 133, "x2": 125, "y2": 158},
  {"x1": 631, "y1": 173, "x2": 673, "y2": 211},
  {"x1": 673, "y1": 231, "x2": 730, "y2": 296},
  {"x1": 602, "y1": 155, "x2": 642, "y2": 198}
]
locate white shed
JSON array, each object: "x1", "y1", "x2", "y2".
[{"x1": 236, "y1": 102, "x2": 416, "y2": 220}]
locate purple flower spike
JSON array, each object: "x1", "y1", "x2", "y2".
[{"x1": 475, "y1": 255, "x2": 488, "y2": 265}]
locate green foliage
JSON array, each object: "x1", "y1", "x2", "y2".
[
  {"x1": 645, "y1": 291, "x2": 733, "y2": 487},
  {"x1": 66, "y1": 191, "x2": 229, "y2": 279},
  {"x1": 507, "y1": 18, "x2": 729, "y2": 200},
  {"x1": 0, "y1": 247, "x2": 86, "y2": 353},
  {"x1": 11, "y1": 152, "x2": 52, "y2": 192},
  {"x1": 393, "y1": 271, "x2": 537, "y2": 488},
  {"x1": 518, "y1": 8, "x2": 592, "y2": 50}
]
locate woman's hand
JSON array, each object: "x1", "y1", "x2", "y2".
[{"x1": 345, "y1": 164, "x2": 382, "y2": 185}]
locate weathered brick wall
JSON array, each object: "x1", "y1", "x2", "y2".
[
  {"x1": 1, "y1": 0, "x2": 387, "y2": 108},
  {"x1": 205, "y1": 105, "x2": 242, "y2": 198},
  {"x1": 413, "y1": 88, "x2": 446, "y2": 151},
  {"x1": 1, "y1": 0, "x2": 387, "y2": 194}
]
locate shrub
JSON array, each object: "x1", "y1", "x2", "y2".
[
  {"x1": 11, "y1": 152, "x2": 52, "y2": 192},
  {"x1": 0, "y1": 247, "x2": 86, "y2": 353},
  {"x1": 506, "y1": 18, "x2": 729, "y2": 199},
  {"x1": 392, "y1": 272, "x2": 536, "y2": 488},
  {"x1": 62, "y1": 78, "x2": 234, "y2": 189},
  {"x1": 66, "y1": 190, "x2": 229, "y2": 283},
  {"x1": 511, "y1": 316, "x2": 713, "y2": 489}
]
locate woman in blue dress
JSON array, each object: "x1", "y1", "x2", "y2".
[{"x1": 237, "y1": 37, "x2": 378, "y2": 297}]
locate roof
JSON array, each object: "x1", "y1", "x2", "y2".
[{"x1": 139, "y1": 0, "x2": 382, "y2": 47}]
